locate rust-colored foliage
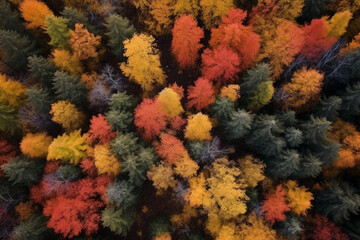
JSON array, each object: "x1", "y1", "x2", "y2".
[
  {"x1": 155, "y1": 133, "x2": 187, "y2": 164},
  {"x1": 20, "y1": 132, "x2": 53, "y2": 158},
  {"x1": 80, "y1": 158, "x2": 98, "y2": 177},
  {"x1": 15, "y1": 201, "x2": 37, "y2": 221},
  {"x1": 187, "y1": 77, "x2": 215, "y2": 111},
  {"x1": 171, "y1": 15, "x2": 204, "y2": 69},
  {"x1": 311, "y1": 215, "x2": 350, "y2": 240},
  {"x1": 68, "y1": 24, "x2": 101, "y2": 60},
  {"x1": 262, "y1": 185, "x2": 290, "y2": 223},
  {"x1": 0, "y1": 139, "x2": 17, "y2": 177},
  {"x1": 87, "y1": 114, "x2": 117, "y2": 145}
]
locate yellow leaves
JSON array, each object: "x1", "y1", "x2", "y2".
[
  {"x1": 185, "y1": 172, "x2": 206, "y2": 207},
  {"x1": 120, "y1": 33, "x2": 165, "y2": 93},
  {"x1": 144, "y1": 0, "x2": 174, "y2": 35},
  {"x1": 154, "y1": 232, "x2": 172, "y2": 240},
  {"x1": 20, "y1": 132, "x2": 53, "y2": 158},
  {"x1": 325, "y1": 10, "x2": 352, "y2": 39},
  {"x1": 216, "y1": 222, "x2": 237, "y2": 240},
  {"x1": 19, "y1": 0, "x2": 53, "y2": 29},
  {"x1": 170, "y1": 204, "x2": 198, "y2": 227},
  {"x1": 94, "y1": 144, "x2": 120, "y2": 177},
  {"x1": 0, "y1": 74, "x2": 26, "y2": 108},
  {"x1": 47, "y1": 130, "x2": 88, "y2": 165},
  {"x1": 50, "y1": 100, "x2": 85, "y2": 132},
  {"x1": 69, "y1": 24, "x2": 101, "y2": 60},
  {"x1": 147, "y1": 162, "x2": 176, "y2": 191},
  {"x1": 200, "y1": 0, "x2": 233, "y2": 29},
  {"x1": 51, "y1": 49, "x2": 83, "y2": 75},
  {"x1": 157, "y1": 88, "x2": 184, "y2": 119},
  {"x1": 174, "y1": 0, "x2": 199, "y2": 18},
  {"x1": 173, "y1": 153, "x2": 199, "y2": 179},
  {"x1": 275, "y1": 0, "x2": 304, "y2": 21},
  {"x1": 284, "y1": 180, "x2": 313, "y2": 216},
  {"x1": 340, "y1": 33, "x2": 360, "y2": 57},
  {"x1": 220, "y1": 84, "x2": 240, "y2": 102},
  {"x1": 184, "y1": 113, "x2": 212, "y2": 141},
  {"x1": 238, "y1": 155, "x2": 265, "y2": 188},
  {"x1": 81, "y1": 72, "x2": 98, "y2": 89},
  {"x1": 282, "y1": 67, "x2": 323, "y2": 110},
  {"x1": 238, "y1": 214, "x2": 277, "y2": 240}
]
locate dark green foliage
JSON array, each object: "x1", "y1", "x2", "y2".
[
  {"x1": 314, "y1": 140, "x2": 341, "y2": 166},
  {"x1": 246, "y1": 115, "x2": 285, "y2": 157},
  {"x1": 26, "y1": 86, "x2": 52, "y2": 113},
  {"x1": 101, "y1": 205, "x2": 135, "y2": 236},
  {"x1": 52, "y1": 71, "x2": 87, "y2": 108},
  {"x1": 0, "y1": 104, "x2": 20, "y2": 135},
  {"x1": 0, "y1": 0, "x2": 26, "y2": 34},
  {"x1": 45, "y1": 15, "x2": 70, "y2": 49},
  {"x1": 106, "y1": 180, "x2": 137, "y2": 208},
  {"x1": 344, "y1": 219, "x2": 360, "y2": 240},
  {"x1": 224, "y1": 109, "x2": 254, "y2": 140},
  {"x1": 276, "y1": 110, "x2": 297, "y2": 127},
  {"x1": 105, "y1": 15, "x2": 136, "y2": 59},
  {"x1": 188, "y1": 232, "x2": 205, "y2": 240},
  {"x1": 0, "y1": 178, "x2": 26, "y2": 209},
  {"x1": 210, "y1": 97, "x2": 235, "y2": 122},
  {"x1": 292, "y1": 154, "x2": 322, "y2": 178},
  {"x1": 12, "y1": 213, "x2": 50, "y2": 240},
  {"x1": 1, "y1": 155, "x2": 44, "y2": 186},
  {"x1": 340, "y1": 82, "x2": 360, "y2": 119},
  {"x1": 248, "y1": 80, "x2": 274, "y2": 111},
  {"x1": 246, "y1": 187, "x2": 260, "y2": 211},
  {"x1": 284, "y1": 127, "x2": 303, "y2": 147},
  {"x1": 111, "y1": 133, "x2": 139, "y2": 159},
  {"x1": 275, "y1": 214, "x2": 303, "y2": 240},
  {"x1": 315, "y1": 96, "x2": 342, "y2": 121},
  {"x1": 187, "y1": 141, "x2": 206, "y2": 162},
  {"x1": 108, "y1": 92, "x2": 138, "y2": 112},
  {"x1": 28, "y1": 56, "x2": 57, "y2": 90},
  {"x1": 148, "y1": 215, "x2": 171, "y2": 239},
  {"x1": 61, "y1": 7, "x2": 96, "y2": 33},
  {"x1": 314, "y1": 182, "x2": 360, "y2": 223},
  {"x1": 301, "y1": 0, "x2": 331, "y2": 22},
  {"x1": 0, "y1": 30, "x2": 39, "y2": 72},
  {"x1": 56, "y1": 164, "x2": 82, "y2": 181},
  {"x1": 266, "y1": 150, "x2": 300, "y2": 179}
]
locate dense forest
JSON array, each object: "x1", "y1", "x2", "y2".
[{"x1": 1, "y1": 0, "x2": 360, "y2": 239}]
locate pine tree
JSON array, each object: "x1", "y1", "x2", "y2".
[
  {"x1": 106, "y1": 180, "x2": 137, "y2": 209},
  {"x1": 28, "y1": 56, "x2": 57, "y2": 90},
  {"x1": 210, "y1": 97, "x2": 235, "y2": 122},
  {"x1": 0, "y1": 30, "x2": 39, "y2": 71},
  {"x1": 341, "y1": 82, "x2": 360, "y2": 118},
  {"x1": 315, "y1": 182, "x2": 360, "y2": 222},
  {"x1": 45, "y1": 15, "x2": 70, "y2": 49},
  {"x1": 0, "y1": 0, "x2": 26, "y2": 34},
  {"x1": 266, "y1": 150, "x2": 300, "y2": 179},
  {"x1": 301, "y1": 0, "x2": 331, "y2": 22},
  {"x1": 284, "y1": 127, "x2": 303, "y2": 147},
  {"x1": 275, "y1": 214, "x2": 303, "y2": 240},
  {"x1": 315, "y1": 96, "x2": 342, "y2": 121},
  {"x1": 224, "y1": 109, "x2": 254, "y2": 140},
  {"x1": 12, "y1": 213, "x2": 50, "y2": 240},
  {"x1": 0, "y1": 104, "x2": 19, "y2": 135},
  {"x1": 292, "y1": 153, "x2": 322, "y2": 178},
  {"x1": 52, "y1": 71, "x2": 87, "y2": 108},
  {"x1": 248, "y1": 81, "x2": 274, "y2": 111},
  {"x1": 102, "y1": 206, "x2": 135, "y2": 236},
  {"x1": 26, "y1": 86, "x2": 52, "y2": 113},
  {"x1": 111, "y1": 133, "x2": 139, "y2": 159},
  {"x1": 2, "y1": 155, "x2": 44, "y2": 186},
  {"x1": 61, "y1": 7, "x2": 96, "y2": 33}
]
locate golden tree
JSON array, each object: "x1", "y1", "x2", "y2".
[
  {"x1": 184, "y1": 113, "x2": 212, "y2": 141},
  {"x1": 93, "y1": 144, "x2": 121, "y2": 177},
  {"x1": 20, "y1": 133, "x2": 53, "y2": 158},
  {"x1": 69, "y1": 24, "x2": 101, "y2": 60},
  {"x1": 50, "y1": 100, "x2": 85, "y2": 132},
  {"x1": 19, "y1": 0, "x2": 53, "y2": 29}
]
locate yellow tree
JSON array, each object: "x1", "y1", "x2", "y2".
[
  {"x1": 174, "y1": 0, "x2": 199, "y2": 18},
  {"x1": 220, "y1": 84, "x2": 240, "y2": 102},
  {"x1": 275, "y1": 0, "x2": 304, "y2": 21},
  {"x1": 93, "y1": 144, "x2": 121, "y2": 177},
  {"x1": 0, "y1": 74, "x2": 26, "y2": 108},
  {"x1": 144, "y1": 0, "x2": 174, "y2": 35},
  {"x1": 19, "y1": 0, "x2": 53, "y2": 29},
  {"x1": 157, "y1": 88, "x2": 184, "y2": 119},
  {"x1": 238, "y1": 155, "x2": 265, "y2": 188},
  {"x1": 200, "y1": 0, "x2": 234, "y2": 29},
  {"x1": 120, "y1": 34, "x2": 165, "y2": 93},
  {"x1": 147, "y1": 162, "x2": 177, "y2": 191},
  {"x1": 184, "y1": 172, "x2": 206, "y2": 207},
  {"x1": 20, "y1": 133, "x2": 53, "y2": 158},
  {"x1": 51, "y1": 49, "x2": 83, "y2": 75},
  {"x1": 340, "y1": 32, "x2": 360, "y2": 57},
  {"x1": 50, "y1": 100, "x2": 85, "y2": 132},
  {"x1": 238, "y1": 214, "x2": 277, "y2": 240},
  {"x1": 173, "y1": 153, "x2": 199, "y2": 179},
  {"x1": 68, "y1": 24, "x2": 101, "y2": 60},
  {"x1": 325, "y1": 10, "x2": 352, "y2": 39},
  {"x1": 284, "y1": 180, "x2": 313, "y2": 216},
  {"x1": 184, "y1": 113, "x2": 212, "y2": 141},
  {"x1": 282, "y1": 67, "x2": 324, "y2": 110}
]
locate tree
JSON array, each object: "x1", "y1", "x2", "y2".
[
  {"x1": 105, "y1": 14, "x2": 136, "y2": 59},
  {"x1": 101, "y1": 205, "x2": 135, "y2": 236},
  {"x1": 311, "y1": 215, "x2": 350, "y2": 240},
  {"x1": 12, "y1": 214, "x2": 50, "y2": 240},
  {"x1": 87, "y1": 114, "x2": 116, "y2": 145},
  {"x1": 199, "y1": 0, "x2": 234, "y2": 29},
  {"x1": 0, "y1": 0, "x2": 26, "y2": 34},
  {"x1": 238, "y1": 155, "x2": 265, "y2": 187},
  {"x1": 262, "y1": 185, "x2": 290, "y2": 223},
  {"x1": 238, "y1": 214, "x2": 277, "y2": 240},
  {"x1": 0, "y1": 139, "x2": 16, "y2": 177},
  {"x1": 61, "y1": 7, "x2": 95, "y2": 32},
  {"x1": 88, "y1": 81, "x2": 111, "y2": 112},
  {"x1": 148, "y1": 215, "x2": 172, "y2": 239},
  {"x1": 120, "y1": 33, "x2": 165, "y2": 92},
  {"x1": 20, "y1": 133, "x2": 53, "y2": 158},
  {"x1": 19, "y1": 0, "x2": 53, "y2": 29},
  {"x1": 26, "y1": 86, "x2": 52, "y2": 113},
  {"x1": 173, "y1": 0, "x2": 199, "y2": 17},
  {"x1": 285, "y1": 180, "x2": 313, "y2": 216},
  {"x1": 275, "y1": 0, "x2": 304, "y2": 20},
  {"x1": 52, "y1": 71, "x2": 87, "y2": 108},
  {"x1": 50, "y1": 100, "x2": 85, "y2": 132},
  {"x1": 173, "y1": 153, "x2": 199, "y2": 179},
  {"x1": 284, "y1": 128, "x2": 303, "y2": 147},
  {"x1": 224, "y1": 109, "x2": 254, "y2": 140},
  {"x1": 201, "y1": 46, "x2": 241, "y2": 85},
  {"x1": 248, "y1": 81, "x2": 274, "y2": 111},
  {"x1": 266, "y1": 149, "x2": 300, "y2": 179},
  {"x1": 0, "y1": 30, "x2": 39, "y2": 71},
  {"x1": 184, "y1": 113, "x2": 212, "y2": 141},
  {"x1": 340, "y1": 82, "x2": 360, "y2": 118},
  {"x1": 47, "y1": 130, "x2": 88, "y2": 165},
  {"x1": 106, "y1": 180, "x2": 137, "y2": 209},
  {"x1": 51, "y1": 49, "x2": 82, "y2": 75},
  {"x1": 282, "y1": 67, "x2": 324, "y2": 110},
  {"x1": 301, "y1": 0, "x2": 331, "y2": 22},
  {"x1": 0, "y1": 104, "x2": 19, "y2": 135},
  {"x1": 315, "y1": 96, "x2": 343, "y2": 121},
  {"x1": 220, "y1": 84, "x2": 240, "y2": 102},
  {"x1": 0, "y1": 74, "x2": 26, "y2": 108},
  {"x1": 171, "y1": 15, "x2": 204, "y2": 69},
  {"x1": 111, "y1": 133, "x2": 139, "y2": 159},
  {"x1": 2, "y1": 155, "x2": 44, "y2": 186},
  {"x1": 94, "y1": 144, "x2": 121, "y2": 177},
  {"x1": 68, "y1": 23, "x2": 101, "y2": 60},
  {"x1": 315, "y1": 181, "x2": 360, "y2": 222},
  {"x1": 155, "y1": 133, "x2": 187, "y2": 164},
  {"x1": 326, "y1": 11, "x2": 352, "y2": 39},
  {"x1": 134, "y1": 98, "x2": 167, "y2": 140},
  {"x1": 147, "y1": 162, "x2": 176, "y2": 191},
  {"x1": 275, "y1": 214, "x2": 303, "y2": 240},
  {"x1": 340, "y1": 32, "x2": 360, "y2": 57},
  {"x1": 144, "y1": 0, "x2": 174, "y2": 36},
  {"x1": 28, "y1": 56, "x2": 57, "y2": 89},
  {"x1": 45, "y1": 15, "x2": 70, "y2": 49},
  {"x1": 210, "y1": 97, "x2": 235, "y2": 121},
  {"x1": 187, "y1": 77, "x2": 215, "y2": 111},
  {"x1": 157, "y1": 88, "x2": 184, "y2": 119},
  {"x1": 293, "y1": 153, "x2": 322, "y2": 178}
]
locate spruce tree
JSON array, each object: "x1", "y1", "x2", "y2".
[
  {"x1": 275, "y1": 214, "x2": 303, "y2": 240},
  {"x1": 276, "y1": 110, "x2": 297, "y2": 128},
  {"x1": 111, "y1": 133, "x2": 139, "y2": 159},
  {"x1": 28, "y1": 56, "x2": 57, "y2": 90},
  {"x1": 301, "y1": 0, "x2": 331, "y2": 23},
  {"x1": 26, "y1": 86, "x2": 52, "y2": 113},
  {"x1": 12, "y1": 213, "x2": 51, "y2": 240},
  {"x1": 210, "y1": 97, "x2": 235, "y2": 123},
  {"x1": 45, "y1": 15, "x2": 70, "y2": 49},
  {"x1": 0, "y1": 0, "x2": 26, "y2": 34},
  {"x1": 0, "y1": 30, "x2": 39, "y2": 72},
  {"x1": 105, "y1": 15, "x2": 136, "y2": 59},
  {"x1": 292, "y1": 153, "x2": 322, "y2": 178},
  {"x1": 266, "y1": 150, "x2": 300, "y2": 179},
  {"x1": 106, "y1": 180, "x2": 137, "y2": 208},
  {"x1": 315, "y1": 96, "x2": 342, "y2": 121},
  {"x1": 0, "y1": 104, "x2": 19, "y2": 135},
  {"x1": 284, "y1": 127, "x2": 303, "y2": 147},
  {"x1": 340, "y1": 82, "x2": 360, "y2": 119},
  {"x1": 248, "y1": 81, "x2": 274, "y2": 111},
  {"x1": 224, "y1": 109, "x2": 254, "y2": 140},
  {"x1": 101, "y1": 205, "x2": 135, "y2": 236},
  {"x1": 61, "y1": 7, "x2": 96, "y2": 33},
  {"x1": 315, "y1": 181, "x2": 360, "y2": 223}
]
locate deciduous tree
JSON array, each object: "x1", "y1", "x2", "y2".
[
  {"x1": 184, "y1": 113, "x2": 212, "y2": 141},
  {"x1": 285, "y1": 180, "x2": 313, "y2": 216},
  {"x1": 0, "y1": 74, "x2": 26, "y2": 108},
  {"x1": 50, "y1": 100, "x2": 85, "y2": 132},
  {"x1": 262, "y1": 185, "x2": 290, "y2": 223},
  {"x1": 157, "y1": 88, "x2": 184, "y2": 119},
  {"x1": 94, "y1": 144, "x2": 120, "y2": 177},
  {"x1": 199, "y1": 0, "x2": 234, "y2": 29},
  {"x1": 87, "y1": 114, "x2": 117, "y2": 145},
  {"x1": 187, "y1": 77, "x2": 215, "y2": 111},
  {"x1": 20, "y1": 133, "x2": 53, "y2": 158},
  {"x1": 51, "y1": 49, "x2": 83, "y2": 75},
  {"x1": 19, "y1": 0, "x2": 53, "y2": 29}
]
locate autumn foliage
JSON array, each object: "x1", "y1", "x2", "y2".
[
  {"x1": 262, "y1": 185, "x2": 290, "y2": 223},
  {"x1": 187, "y1": 77, "x2": 215, "y2": 111}
]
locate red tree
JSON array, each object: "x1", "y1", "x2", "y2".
[
  {"x1": 172, "y1": 15, "x2": 204, "y2": 69},
  {"x1": 262, "y1": 185, "x2": 290, "y2": 224},
  {"x1": 201, "y1": 46, "x2": 241, "y2": 85},
  {"x1": 301, "y1": 19, "x2": 336, "y2": 61},
  {"x1": 155, "y1": 133, "x2": 187, "y2": 164},
  {"x1": 187, "y1": 77, "x2": 215, "y2": 110},
  {"x1": 0, "y1": 140, "x2": 16, "y2": 177},
  {"x1": 134, "y1": 98, "x2": 167, "y2": 140},
  {"x1": 87, "y1": 114, "x2": 117, "y2": 145},
  {"x1": 170, "y1": 116, "x2": 186, "y2": 131},
  {"x1": 310, "y1": 215, "x2": 349, "y2": 240}
]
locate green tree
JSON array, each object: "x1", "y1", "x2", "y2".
[
  {"x1": 45, "y1": 15, "x2": 70, "y2": 49},
  {"x1": 248, "y1": 81, "x2": 274, "y2": 111},
  {"x1": 102, "y1": 205, "x2": 135, "y2": 236},
  {"x1": 105, "y1": 14, "x2": 136, "y2": 59},
  {"x1": 52, "y1": 71, "x2": 87, "y2": 108},
  {"x1": 0, "y1": 0, "x2": 26, "y2": 34},
  {"x1": 61, "y1": 7, "x2": 96, "y2": 33},
  {"x1": 210, "y1": 97, "x2": 235, "y2": 122},
  {"x1": 12, "y1": 213, "x2": 50, "y2": 240},
  {"x1": 0, "y1": 30, "x2": 39, "y2": 71},
  {"x1": 26, "y1": 86, "x2": 52, "y2": 113},
  {"x1": 275, "y1": 214, "x2": 303, "y2": 240},
  {"x1": 224, "y1": 109, "x2": 254, "y2": 140},
  {"x1": 284, "y1": 127, "x2": 303, "y2": 147},
  {"x1": 341, "y1": 82, "x2": 360, "y2": 119},
  {"x1": 301, "y1": 0, "x2": 331, "y2": 22},
  {"x1": 292, "y1": 154, "x2": 322, "y2": 178},
  {"x1": 266, "y1": 150, "x2": 300, "y2": 179},
  {"x1": 148, "y1": 215, "x2": 172, "y2": 239},
  {"x1": 28, "y1": 56, "x2": 57, "y2": 90},
  {"x1": 1, "y1": 155, "x2": 44, "y2": 186},
  {"x1": 315, "y1": 96, "x2": 343, "y2": 121},
  {"x1": 111, "y1": 133, "x2": 139, "y2": 159},
  {"x1": 0, "y1": 104, "x2": 19, "y2": 135},
  {"x1": 106, "y1": 180, "x2": 137, "y2": 209}
]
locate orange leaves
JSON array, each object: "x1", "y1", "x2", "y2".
[
  {"x1": 19, "y1": 0, "x2": 53, "y2": 29},
  {"x1": 87, "y1": 114, "x2": 116, "y2": 145},
  {"x1": 155, "y1": 133, "x2": 187, "y2": 164},
  {"x1": 187, "y1": 77, "x2": 215, "y2": 111},
  {"x1": 20, "y1": 132, "x2": 53, "y2": 158},
  {"x1": 69, "y1": 24, "x2": 101, "y2": 60},
  {"x1": 171, "y1": 15, "x2": 204, "y2": 69},
  {"x1": 262, "y1": 185, "x2": 290, "y2": 223}
]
